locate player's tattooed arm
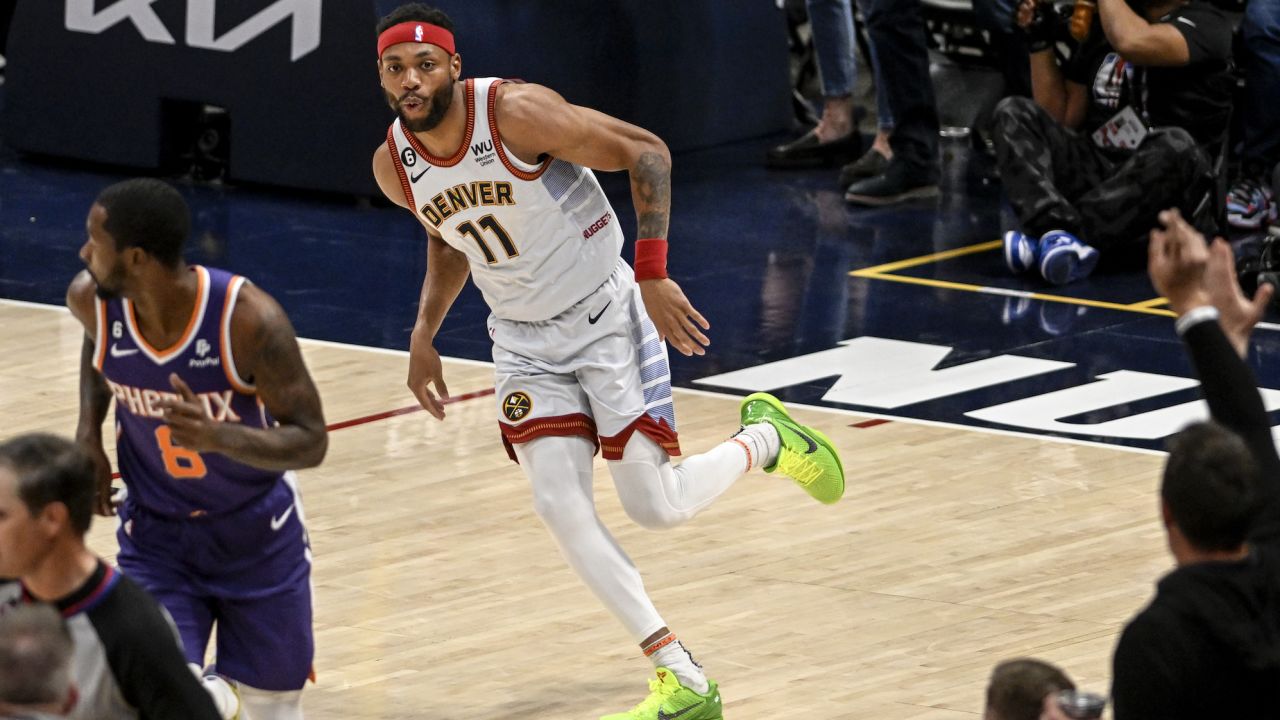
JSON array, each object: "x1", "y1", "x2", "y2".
[
  {"x1": 66, "y1": 271, "x2": 118, "y2": 515},
  {"x1": 163, "y1": 285, "x2": 328, "y2": 470},
  {"x1": 633, "y1": 151, "x2": 671, "y2": 240}
]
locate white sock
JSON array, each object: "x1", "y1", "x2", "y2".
[
  {"x1": 189, "y1": 664, "x2": 240, "y2": 720},
  {"x1": 238, "y1": 685, "x2": 304, "y2": 720},
  {"x1": 644, "y1": 634, "x2": 709, "y2": 695},
  {"x1": 731, "y1": 422, "x2": 780, "y2": 471}
]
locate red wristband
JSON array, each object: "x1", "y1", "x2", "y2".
[{"x1": 634, "y1": 238, "x2": 668, "y2": 281}]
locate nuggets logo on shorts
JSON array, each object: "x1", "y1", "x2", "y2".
[{"x1": 502, "y1": 391, "x2": 533, "y2": 422}]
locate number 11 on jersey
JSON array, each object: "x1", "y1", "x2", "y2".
[{"x1": 458, "y1": 214, "x2": 518, "y2": 264}]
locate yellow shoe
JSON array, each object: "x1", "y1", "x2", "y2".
[
  {"x1": 740, "y1": 392, "x2": 845, "y2": 504},
  {"x1": 601, "y1": 667, "x2": 723, "y2": 720}
]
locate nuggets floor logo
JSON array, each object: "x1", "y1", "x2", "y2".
[{"x1": 502, "y1": 391, "x2": 532, "y2": 422}]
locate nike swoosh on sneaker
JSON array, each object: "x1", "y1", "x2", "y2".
[
  {"x1": 782, "y1": 421, "x2": 819, "y2": 453},
  {"x1": 657, "y1": 702, "x2": 703, "y2": 720},
  {"x1": 110, "y1": 344, "x2": 140, "y2": 358},
  {"x1": 270, "y1": 503, "x2": 295, "y2": 531}
]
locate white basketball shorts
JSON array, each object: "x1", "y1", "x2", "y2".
[{"x1": 488, "y1": 259, "x2": 680, "y2": 461}]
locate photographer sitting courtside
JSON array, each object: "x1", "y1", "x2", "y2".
[{"x1": 993, "y1": 0, "x2": 1233, "y2": 285}]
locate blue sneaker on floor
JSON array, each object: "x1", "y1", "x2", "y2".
[
  {"x1": 1003, "y1": 230, "x2": 1038, "y2": 274},
  {"x1": 1037, "y1": 230, "x2": 1099, "y2": 285}
]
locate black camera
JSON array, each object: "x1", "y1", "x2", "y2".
[{"x1": 1236, "y1": 229, "x2": 1280, "y2": 301}]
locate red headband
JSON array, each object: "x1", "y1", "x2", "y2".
[{"x1": 377, "y1": 21, "x2": 455, "y2": 58}]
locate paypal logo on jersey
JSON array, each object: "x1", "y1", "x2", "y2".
[{"x1": 189, "y1": 338, "x2": 221, "y2": 368}]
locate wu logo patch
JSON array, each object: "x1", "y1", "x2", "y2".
[
  {"x1": 112, "y1": 321, "x2": 123, "y2": 339},
  {"x1": 502, "y1": 391, "x2": 533, "y2": 422},
  {"x1": 196, "y1": 339, "x2": 212, "y2": 357}
]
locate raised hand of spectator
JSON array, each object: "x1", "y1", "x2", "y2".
[
  {"x1": 1017, "y1": 0, "x2": 1040, "y2": 29},
  {"x1": 1149, "y1": 208, "x2": 1273, "y2": 357},
  {"x1": 1017, "y1": 0, "x2": 1056, "y2": 52},
  {"x1": 1148, "y1": 208, "x2": 1211, "y2": 313}
]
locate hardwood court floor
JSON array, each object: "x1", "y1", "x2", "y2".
[{"x1": 1, "y1": 301, "x2": 1167, "y2": 719}]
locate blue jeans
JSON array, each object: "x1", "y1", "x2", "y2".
[
  {"x1": 861, "y1": 0, "x2": 939, "y2": 173},
  {"x1": 1242, "y1": 0, "x2": 1280, "y2": 169},
  {"x1": 806, "y1": 0, "x2": 894, "y2": 130}
]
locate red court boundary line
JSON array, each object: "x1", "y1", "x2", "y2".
[
  {"x1": 109, "y1": 387, "x2": 496, "y2": 479},
  {"x1": 851, "y1": 419, "x2": 891, "y2": 429},
  {"x1": 326, "y1": 388, "x2": 496, "y2": 431}
]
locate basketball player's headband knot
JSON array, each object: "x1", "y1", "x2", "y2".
[{"x1": 378, "y1": 22, "x2": 455, "y2": 58}]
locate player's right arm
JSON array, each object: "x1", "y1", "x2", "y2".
[
  {"x1": 66, "y1": 271, "x2": 117, "y2": 516},
  {"x1": 373, "y1": 145, "x2": 472, "y2": 420}
]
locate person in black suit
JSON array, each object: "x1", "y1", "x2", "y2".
[{"x1": 1118, "y1": 208, "x2": 1280, "y2": 719}]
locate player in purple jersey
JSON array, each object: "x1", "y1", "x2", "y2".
[{"x1": 66, "y1": 179, "x2": 328, "y2": 720}]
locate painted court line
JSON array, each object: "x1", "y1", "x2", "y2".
[
  {"x1": 1128, "y1": 297, "x2": 1169, "y2": 309},
  {"x1": 846, "y1": 241, "x2": 1191, "y2": 321},
  {"x1": 853, "y1": 239, "x2": 1003, "y2": 275},
  {"x1": 325, "y1": 388, "x2": 496, "y2": 431},
  {"x1": 849, "y1": 270, "x2": 1178, "y2": 317},
  {"x1": 4, "y1": 298, "x2": 1165, "y2": 458}
]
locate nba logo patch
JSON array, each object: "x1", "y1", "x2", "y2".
[
  {"x1": 502, "y1": 392, "x2": 532, "y2": 422},
  {"x1": 415, "y1": 25, "x2": 424, "y2": 42}
]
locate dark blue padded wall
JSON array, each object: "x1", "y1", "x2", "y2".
[
  {"x1": 3, "y1": 1, "x2": 790, "y2": 196},
  {"x1": 2, "y1": 0, "x2": 387, "y2": 196},
  {"x1": 401, "y1": 0, "x2": 794, "y2": 153}
]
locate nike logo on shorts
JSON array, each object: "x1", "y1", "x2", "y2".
[
  {"x1": 270, "y1": 503, "x2": 296, "y2": 531},
  {"x1": 588, "y1": 301, "x2": 611, "y2": 324},
  {"x1": 110, "y1": 344, "x2": 139, "y2": 358}
]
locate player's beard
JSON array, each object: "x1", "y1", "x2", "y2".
[
  {"x1": 88, "y1": 264, "x2": 125, "y2": 300},
  {"x1": 396, "y1": 79, "x2": 454, "y2": 133}
]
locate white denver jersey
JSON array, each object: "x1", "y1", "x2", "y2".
[{"x1": 387, "y1": 77, "x2": 624, "y2": 322}]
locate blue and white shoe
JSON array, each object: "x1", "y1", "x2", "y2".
[
  {"x1": 1227, "y1": 178, "x2": 1278, "y2": 230},
  {"x1": 1037, "y1": 230, "x2": 1099, "y2": 286},
  {"x1": 1003, "y1": 230, "x2": 1038, "y2": 274}
]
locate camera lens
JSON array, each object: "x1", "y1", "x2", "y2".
[{"x1": 1056, "y1": 689, "x2": 1107, "y2": 719}]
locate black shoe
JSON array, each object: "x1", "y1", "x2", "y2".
[
  {"x1": 838, "y1": 147, "x2": 891, "y2": 188},
  {"x1": 766, "y1": 130, "x2": 863, "y2": 169},
  {"x1": 844, "y1": 160, "x2": 939, "y2": 207}
]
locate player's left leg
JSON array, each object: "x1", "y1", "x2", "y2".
[
  {"x1": 606, "y1": 428, "x2": 776, "y2": 529},
  {"x1": 213, "y1": 578, "x2": 312, "y2": 720}
]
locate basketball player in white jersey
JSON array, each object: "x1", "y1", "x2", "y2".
[{"x1": 371, "y1": 6, "x2": 847, "y2": 718}]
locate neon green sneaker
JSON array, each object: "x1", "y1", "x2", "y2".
[
  {"x1": 600, "y1": 667, "x2": 723, "y2": 720},
  {"x1": 740, "y1": 392, "x2": 845, "y2": 504}
]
